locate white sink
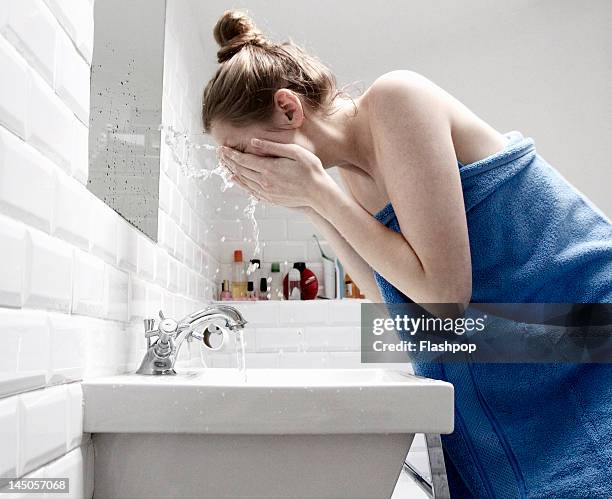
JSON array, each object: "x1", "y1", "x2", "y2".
[{"x1": 83, "y1": 368, "x2": 453, "y2": 499}]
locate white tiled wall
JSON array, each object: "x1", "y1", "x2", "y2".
[
  {"x1": 0, "y1": 383, "x2": 93, "y2": 497},
  {"x1": 193, "y1": 300, "x2": 412, "y2": 372},
  {"x1": 0, "y1": 0, "x2": 216, "y2": 492}
]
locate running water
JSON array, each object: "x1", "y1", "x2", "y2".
[{"x1": 236, "y1": 329, "x2": 247, "y2": 382}]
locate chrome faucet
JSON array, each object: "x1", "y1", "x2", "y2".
[{"x1": 136, "y1": 304, "x2": 247, "y2": 375}]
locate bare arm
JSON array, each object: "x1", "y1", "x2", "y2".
[{"x1": 302, "y1": 207, "x2": 382, "y2": 301}]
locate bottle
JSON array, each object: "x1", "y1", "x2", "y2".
[
  {"x1": 344, "y1": 272, "x2": 364, "y2": 298},
  {"x1": 231, "y1": 250, "x2": 247, "y2": 300},
  {"x1": 269, "y1": 262, "x2": 283, "y2": 300},
  {"x1": 287, "y1": 268, "x2": 301, "y2": 300},
  {"x1": 259, "y1": 277, "x2": 269, "y2": 300},
  {"x1": 247, "y1": 281, "x2": 257, "y2": 301},
  {"x1": 220, "y1": 279, "x2": 232, "y2": 301},
  {"x1": 249, "y1": 258, "x2": 261, "y2": 284},
  {"x1": 296, "y1": 262, "x2": 318, "y2": 300},
  {"x1": 283, "y1": 262, "x2": 318, "y2": 300}
]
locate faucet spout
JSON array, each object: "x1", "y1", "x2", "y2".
[{"x1": 179, "y1": 304, "x2": 247, "y2": 331}]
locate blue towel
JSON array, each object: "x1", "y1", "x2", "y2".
[{"x1": 372, "y1": 131, "x2": 612, "y2": 498}]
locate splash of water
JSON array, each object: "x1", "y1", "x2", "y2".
[
  {"x1": 244, "y1": 195, "x2": 262, "y2": 261},
  {"x1": 297, "y1": 329, "x2": 307, "y2": 354},
  {"x1": 159, "y1": 124, "x2": 234, "y2": 190},
  {"x1": 160, "y1": 124, "x2": 261, "y2": 260}
]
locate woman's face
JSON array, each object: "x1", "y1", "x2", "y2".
[
  {"x1": 211, "y1": 121, "x2": 303, "y2": 157},
  {"x1": 211, "y1": 90, "x2": 311, "y2": 156}
]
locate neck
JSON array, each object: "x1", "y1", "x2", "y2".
[{"x1": 299, "y1": 96, "x2": 371, "y2": 171}]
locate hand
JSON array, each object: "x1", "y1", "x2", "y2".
[{"x1": 219, "y1": 138, "x2": 334, "y2": 209}]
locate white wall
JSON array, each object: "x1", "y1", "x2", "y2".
[
  {"x1": 0, "y1": 0, "x2": 219, "y2": 493},
  {"x1": 196, "y1": 0, "x2": 612, "y2": 218}
]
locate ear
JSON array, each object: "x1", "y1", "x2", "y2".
[{"x1": 271, "y1": 89, "x2": 305, "y2": 128}]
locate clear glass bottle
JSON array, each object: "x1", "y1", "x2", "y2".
[
  {"x1": 231, "y1": 250, "x2": 247, "y2": 300},
  {"x1": 269, "y1": 262, "x2": 283, "y2": 300},
  {"x1": 259, "y1": 277, "x2": 269, "y2": 300},
  {"x1": 247, "y1": 281, "x2": 257, "y2": 301},
  {"x1": 249, "y1": 258, "x2": 261, "y2": 285}
]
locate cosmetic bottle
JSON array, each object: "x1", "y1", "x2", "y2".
[
  {"x1": 247, "y1": 281, "x2": 257, "y2": 301},
  {"x1": 344, "y1": 273, "x2": 364, "y2": 298},
  {"x1": 283, "y1": 262, "x2": 318, "y2": 300},
  {"x1": 269, "y1": 262, "x2": 283, "y2": 300},
  {"x1": 295, "y1": 262, "x2": 318, "y2": 300},
  {"x1": 287, "y1": 268, "x2": 301, "y2": 300},
  {"x1": 231, "y1": 250, "x2": 247, "y2": 300},
  {"x1": 249, "y1": 258, "x2": 261, "y2": 285},
  {"x1": 259, "y1": 277, "x2": 269, "y2": 300},
  {"x1": 220, "y1": 279, "x2": 232, "y2": 301}
]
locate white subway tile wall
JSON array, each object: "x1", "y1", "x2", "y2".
[
  {"x1": 0, "y1": 0, "x2": 221, "y2": 491},
  {"x1": 193, "y1": 300, "x2": 412, "y2": 372}
]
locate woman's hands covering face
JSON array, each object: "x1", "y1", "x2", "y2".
[{"x1": 218, "y1": 138, "x2": 333, "y2": 209}]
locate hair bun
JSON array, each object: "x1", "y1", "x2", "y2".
[{"x1": 213, "y1": 10, "x2": 269, "y2": 63}]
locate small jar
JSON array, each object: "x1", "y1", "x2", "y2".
[
  {"x1": 259, "y1": 277, "x2": 269, "y2": 300},
  {"x1": 247, "y1": 281, "x2": 257, "y2": 301}
]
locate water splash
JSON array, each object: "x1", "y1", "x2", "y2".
[
  {"x1": 297, "y1": 329, "x2": 307, "y2": 354},
  {"x1": 160, "y1": 124, "x2": 262, "y2": 260},
  {"x1": 244, "y1": 195, "x2": 262, "y2": 260},
  {"x1": 159, "y1": 124, "x2": 234, "y2": 190}
]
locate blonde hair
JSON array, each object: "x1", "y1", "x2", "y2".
[{"x1": 202, "y1": 10, "x2": 339, "y2": 132}]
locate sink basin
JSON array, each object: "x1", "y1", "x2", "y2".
[{"x1": 83, "y1": 368, "x2": 453, "y2": 499}]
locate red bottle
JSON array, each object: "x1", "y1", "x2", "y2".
[{"x1": 283, "y1": 262, "x2": 318, "y2": 300}]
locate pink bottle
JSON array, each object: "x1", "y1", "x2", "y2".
[{"x1": 220, "y1": 279, "x2": 232, "y2": 301}]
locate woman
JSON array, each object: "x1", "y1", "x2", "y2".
[{"x1": 203, "y1": 10, "x2": 612, "y2": 498}]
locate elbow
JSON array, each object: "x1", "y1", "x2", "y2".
[
  {"x1": 415, "y1": 281, "x2": 471, "y2": 319},
  {"x1": 436, "y1": 278, "x2": 471, "y2": 308},
  {"x1": 453, "y1": 281, "x2": 472, "y2": 310},
  {"x1": 445, "y1": 287, "x2": 471, "y2": 313},
  {"x1": 414, "y1": 273, "x2": 472, "y2": 308}
]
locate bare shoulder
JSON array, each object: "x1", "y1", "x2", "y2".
[
  {"x1": 364, "y1": 71, "x2": 506, "y2": 167},
  {"x1": 363, "y1": 71, "x2": 452, "y2": 149},
  {"x1": 365, "y1": 71, "x2": 448, "y2": 116}
]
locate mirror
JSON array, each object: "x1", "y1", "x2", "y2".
[{"x1": 88, "y1": 0, "x2": 166, "y2": 241}]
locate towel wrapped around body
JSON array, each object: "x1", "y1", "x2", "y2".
[{"x1": 372, "y1": 131, "x2": 612, "y2": 498}]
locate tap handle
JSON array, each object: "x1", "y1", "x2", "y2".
[
  {"x1": 144, "y1": 318, "x2": 156, "y2": 336},
  {"x1": 145, "y1": 328, "x2": 159, "y2": 338},
  {"x1": 157, "y1": 317, "x2": 178, "y2": 341},
  {"x1": 143, "y1": 315, "x2": 177, "y2": 345}
]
